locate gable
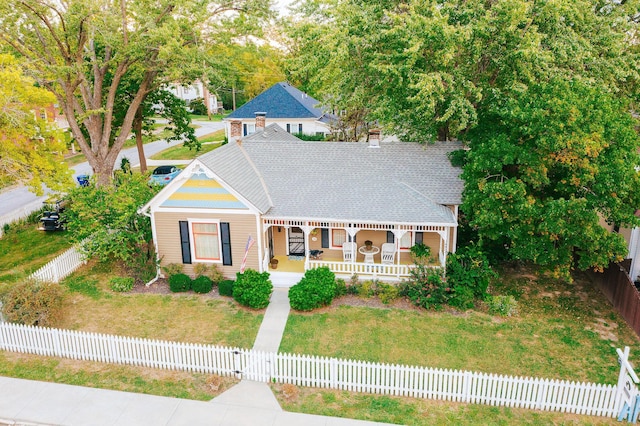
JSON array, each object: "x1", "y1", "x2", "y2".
[
  {"x1": 226, "y1": 82, "x2": 325, "y2": 119},
  {"x1": 160, "y1": 174, "x2": 250, "y2": 210}
]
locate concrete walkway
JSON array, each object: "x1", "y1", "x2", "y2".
[{"x1": 0, "y1": 285, "x2": 396, "y2": 426}]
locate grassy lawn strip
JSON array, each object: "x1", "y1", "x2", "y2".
[
  {"x1": 0, "y1": 351, "x2": 237, "y2": 401},
  {"x1": 280, "y1": 269, "x2": 640, "y2": 386},
  {"x1": 57, "y1": 262, "x2": 263, "y2": 348},
  {"x1": 150, "y1": 130, "x2": 224, "y2": 161},
  {"x1": 0, "y1": 224, "x2": 73, "y2": 285},
  {"x1": 273, "y1": 385, "x2": 618, "y2": 425}
]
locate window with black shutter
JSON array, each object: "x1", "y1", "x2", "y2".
[{"x1": 179, "y1": 221, "x2": 191, "y2": 264}]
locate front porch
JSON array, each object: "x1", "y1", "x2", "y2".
[{"x1": 262, "y1": 218, "x2": 454, "y2": 280}]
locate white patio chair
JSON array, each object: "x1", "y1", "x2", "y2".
[
  {"x1": 342, "y1": 242, "x2": 356, "y2": 262},
  {"x1": 381, "y1": 243, "x2": 396, "y2": 264}
]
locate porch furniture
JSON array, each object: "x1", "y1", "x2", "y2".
[
  {"x1": 381, "y1": 243, "x2": 396, "y2": 264},
  {"x1": 310, "y1": 249, "x2": 323, "y2": 259},
  {"x1": 358, "y1": 245, "x2": 380, "y2": 264},
  {"x1": 342, "y1": 242, "x2": 357, "y2": 262}
]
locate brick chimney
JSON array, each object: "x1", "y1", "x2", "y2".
[
  {"x1": 368, "y1": 129, "x2": 381, "y2": 148},
  {"x1": 230, "y1": 120, "x2": 242, "y2": 145},
  {"x1": 255, "y1": 112, "x2": 266, "y2": 132}
]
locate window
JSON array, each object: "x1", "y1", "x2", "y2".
[
  {"x1": 243, "y1": 123, "x2": 256, "y2": 136},
  {"x1": 332, "y1": 229, "x2": 346, "y2": 248},
  {"x1": 399, "y1": 232, "x2": 412, "y2": 249},
  {"x1": 298, "y1": 124, "x2": 303, "y2": 133},
  {"x1": 286, "y1": 123, "x2": 291, "y2": 133},
  {"x1": 191, "y1": 221, "x2": 221, "y2": 261}
]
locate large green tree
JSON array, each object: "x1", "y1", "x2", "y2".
[
  {"x1": 0, "y1": 53, "x2": 71, "y2": 194},
  {"x1": 0, "y1": 0, "x2": 271, "y2": 186},
  {"x1": 286, "y1": 0, "x2": 640, "y2": 276}
]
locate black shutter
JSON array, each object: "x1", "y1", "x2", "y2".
[
  {"x1": 179, "y1": 221, "x2": 191, "y2": 264},
  {"x1": 221, "y1": 222, "x2": 232, "y2": 265},
  {"x1": 415, "y1": 232, "x2": 424, "y2": 244},
  {"x1": 321, "y1": 229, "x2": 329, "y2": 248},
  {"x1": 243, "y1": 124, "x2": 247, "y2": 136},
  {"x1": 387, "y1": 231, "x2": 395, "y2": 243}
]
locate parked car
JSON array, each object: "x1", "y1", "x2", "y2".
[
  {"x1": 149, "y1": 165, "x2": 181, "y2": 186},
  {"x1": 39, "y1": 200, "x2": 67, "y2": 232}
]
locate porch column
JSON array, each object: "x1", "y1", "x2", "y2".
[{"x1": 394, "y1": 229, "x2": 407, "y2": 277}]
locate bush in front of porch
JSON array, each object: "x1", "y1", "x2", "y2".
[
  {"x1": 289, "y1": 267, "x2": 337, "y2": 311},
  {"x1": 233, "y1": 269, "x2": 272, "y2": 309}
]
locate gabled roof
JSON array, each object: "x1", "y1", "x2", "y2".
[
  {"x1": 225, "y1": 82, "x2": 327, "y2": 120},
  {"x1": 197, "y1": 140, "x2": 464, "y2": 225},
  {"x1": 242, "y1": 124, "x2": 302, "y2": 142}
]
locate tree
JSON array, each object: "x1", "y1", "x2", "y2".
[
  {"x1": 286, "y1": 0, "x2": 640, "y2": 276},
  {"x1": 64, "y1": 172, "x2": 158, "y2": 281},
  {"x1": 0, "y1": 0, "x2": 271, "y2": 186},
  {"x1": 0, "y1": 54, "x2": 71, "y2": 194}
]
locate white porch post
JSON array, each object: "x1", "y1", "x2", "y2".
[
  {"x1": 394, "y1": 229, "x2": 407, "y2": 278},
  {"x1": 452, "y1": 206, "x2": 459, "y2": 253}
]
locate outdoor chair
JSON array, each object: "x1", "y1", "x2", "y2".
[
  {"x1": 381, "y1": 243, "x2": 396, "y2": 264},
  {"x1": 342, "y1": 242, "x2": 356, "y2": 262}
]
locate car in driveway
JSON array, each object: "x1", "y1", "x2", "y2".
[{"x1": 149, "y1": 165, "x2": 181, "y2": 186}]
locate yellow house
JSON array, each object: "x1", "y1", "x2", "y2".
[{"x1": 139, "y1": 125, "x2": 464, "y2": 287}]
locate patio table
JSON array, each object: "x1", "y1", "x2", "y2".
[{"x1": 358, "y1": 245, "x2": 379, "y2": 263}]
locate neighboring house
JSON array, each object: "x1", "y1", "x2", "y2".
[
  {"x1": 139, "y1": 125, "x2": 463, "y2": 285},
  {"x1": 165, "y1": 80, "x2": 220, "y2": 114},
  {"x1": 224, "y1": 82, "x2": 335, "y2": 140}
]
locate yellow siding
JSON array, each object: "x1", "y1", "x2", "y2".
[{"x1": 155, "y1": 211, "x2": 259, "y2": 279}]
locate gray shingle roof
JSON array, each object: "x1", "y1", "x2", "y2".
[
  {"x1": 225, "y1": 82, "x2": 327, "y2": 119},
  {"x1": 241, "y1": 124, "x2": 302, "y2": 142},
  {"x1": 198, "y1": 139, "x2": 464, "y2": 225}
]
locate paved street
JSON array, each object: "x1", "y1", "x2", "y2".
[{"x1": 0, "y1": 120, "x2": 225, "y2": 218}]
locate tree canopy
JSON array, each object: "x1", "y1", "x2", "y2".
[
  {"x1": 286, "y1": 0, "x2": 640, "y2": 276},
  {"x1": 0, "y1": 0, "x2": 271, "y2": 186},
  {"x1": 0, "y1": 53, "x2": 71, "y2": 194}
]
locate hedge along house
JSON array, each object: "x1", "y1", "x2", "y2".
[{"x1": 139, "y1": 126, "x2": 464, "y2": 286}]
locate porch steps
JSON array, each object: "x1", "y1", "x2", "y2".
[{"x1": 269, "y1": 271, "x2": 304, "y2": 288}]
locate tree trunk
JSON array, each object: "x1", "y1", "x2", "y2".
[{"x1": 134, "y1": 109, "x2": 147, "y2": 174}]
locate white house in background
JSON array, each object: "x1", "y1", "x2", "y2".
[
  {"x1": 165, "y1": 80, "x2": 220, "y2": 114},
  {"x1": 224, "y1": 82, "x2": 336, "y2": 140}
]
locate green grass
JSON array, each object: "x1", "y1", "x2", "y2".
[
  {"x1": 150, "y1": 130, "x2": 225, "y2": 161},
  {"x1": 274, "y1": 386, "x2": 619, "y2": 425},
  {"x1": 189, "y1": 113, "x2": 224, "y2": 121},
  {"x1": 0, "y1": 221, "x2": 74, "y2": 286},
  {"x1": 0, "y1": 351, "x2": 238, "y2": 401}
]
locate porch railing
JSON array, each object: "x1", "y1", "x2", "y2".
[{"x1": 308, "y1": 259, "x2": 418, "y2": 278}]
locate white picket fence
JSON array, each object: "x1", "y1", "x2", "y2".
[
  {"x1": 29, "y1": 244, "x2": 86, "y2": 283},
  {"x1": 0, "y1": 323, "x2": 619, "y2": 418}
]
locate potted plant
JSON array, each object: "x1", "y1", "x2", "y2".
[
  {"x1": 270, "y1": 257, "x2": 279, "y2": 269},
  {"x1": 364, "y1": 240, "x2": 373, "y2": 250}
]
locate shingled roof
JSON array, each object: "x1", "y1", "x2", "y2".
[
  {"x1": 197, "y1": 139, "x2": 464, "y2": 225},
  {"x1": 241, "y1": 124, "x2": 302, "y2": 142},
  {"x1": 225, "y1": 82, "x2": 327, "y2": 120}
]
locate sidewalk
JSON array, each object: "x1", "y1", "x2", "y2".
[{"x1": 0, "y1": 286, "x2": 396, "y2": 426}]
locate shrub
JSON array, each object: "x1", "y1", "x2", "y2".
[
  {"x1": 400, "y1": 266, "x2": 450, "y2": 310},
  {"x1": 488, "y1": 295, "x2": 519, "y2": 317},
  {"x1": 2, "y1": 279, "x2": 65, "y2": 326},
  {"x1": 193, "y1": 263, "x2": 224, "y2": 285},
  {"x1": 162, "y1": 263, "x2": 183, "y2": 277},
  {"x1": 446, "y1": 244, "x2": 496, "y2": 309},
  {"x1": 233, "y1": 269, "x2": 272, "y2": 309},
  {"x1": 335, "y1": 278, "x2": 347, "y2": 297},
  {"x1": 410, "y1": 243, "x2": 432, "y2": 263},
  {"x1": 218, "y1": 279, "x2": 234, "y2": 297},
  {"x1": 109, "y1": 277, "x2": 134, "y2": 292},
  {"x1": 378, "y1": 282, "x2": 399, "y2": 304},
  {"x1": 356, "y1": 279, "x2": 377, "y2": 298},
  {"x1": 169, "y1": 273, "x2": 192, "y2": 292},
  {"x1": 192, "y1": 275, "x2": 213, "y2": 294},
  {"x1": 289, "y1": 267, "x2": 337, "y2": 311},
  {"x1": 189, "y1": 98, "x2": 208, "y2": 115}
]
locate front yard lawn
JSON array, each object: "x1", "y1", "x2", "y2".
[{"x1": 0, "y1": 223, "x2": 73, "y2": 286}]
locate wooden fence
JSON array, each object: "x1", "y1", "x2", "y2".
[
  {"x1": 29, "y1": 244, "x2": 86, "y2": 283},
  {"x1": 0, "y1": 323, "x2": 619, "y2": 418},
  {"x1": 590, "y1": 260, "x2": 640, "y2": 337}
]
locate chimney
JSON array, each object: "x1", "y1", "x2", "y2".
[
  {"x1": 230, "y1": 120, "x2": 242, "y2": 144},
  {"x1": 255, "y1": 112, "x2": 266, "y2": 132},
  {"x1": 368, "y1": 129, "x2": 381, "y2": 148}
]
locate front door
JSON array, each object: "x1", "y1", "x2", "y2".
[{"x1": 288, "y1": 227, "x2": 305, "y2": 256}]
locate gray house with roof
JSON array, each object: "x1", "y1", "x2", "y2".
[
  {"x1": 224, "y1": 82, "x2": 335, "y2": 140},
  {"x1": 139, "y1": 129, "x2": 463, "y2": 285}
]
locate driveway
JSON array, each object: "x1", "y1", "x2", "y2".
[{"x1": 0, "y1": 120, "x2": 225, "y2": 218}]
